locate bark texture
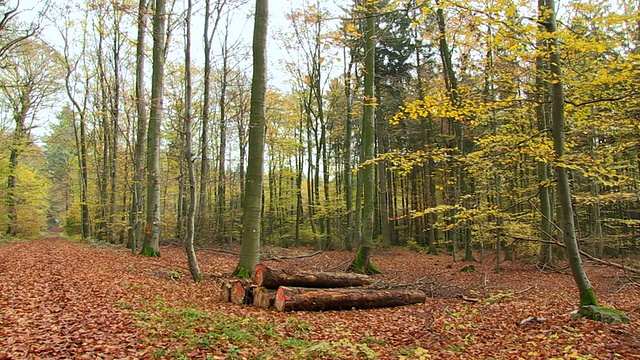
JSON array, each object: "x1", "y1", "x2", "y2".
[
  {"x1": 252, "y1": 286, "x2": 276, "y2": 308},
  {"x1": 542, "y1": 0, "x2": 596, "y2": 306},
  {"x1": 141, "y1": 0, "x2": 167, "y2": 257},
  {"x1": 253, "y1": 264, "x2": 371, "y2": 289},
  {"x1": 235, "y1": 0, "x2": 268, "y2": 275},
  {"x1": 274, "y1": 286, "x2": 426, "y2": 312},
  {"x1": 350, "y1": 1, "x2": 379, "y2": 274}
]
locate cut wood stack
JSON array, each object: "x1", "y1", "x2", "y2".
[{"x1": 216, "y1": 263, "x2": 426, "y2": 312}]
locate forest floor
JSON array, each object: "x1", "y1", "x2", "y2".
[{"x1": 0, "y1": 234, "x2": 639, "y2": 360}]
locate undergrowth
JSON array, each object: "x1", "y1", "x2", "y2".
[{"x1": 129, "y1": 297, "x2": 380, "y2": 359}]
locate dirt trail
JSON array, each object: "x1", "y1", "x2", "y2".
[{"x1": 0, "y1": 238, "x2": 141, "y2": 359}]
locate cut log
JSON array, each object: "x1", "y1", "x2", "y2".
[
  {"x1": 253, "y1": 286, "x2": 276, "y2": 309},
  {"x1": 274, "y1": 286, "x2": 426, "y2": 312},
  {"x1": 214, "y1": 277, "x2": 234, "y2": 302},
  {"x1": 253, "y1": 264, "x2": 371, "y2": 289},
  {"x1": 230, "y1": 280, "x2": 253, "y2": 305}
]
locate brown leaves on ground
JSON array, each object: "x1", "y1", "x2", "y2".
[{"x1": 0, "y1": 237, "x2": 639, "y2": 359}]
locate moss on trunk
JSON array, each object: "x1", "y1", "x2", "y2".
[
  {"x1": 579, "y1": 287, "x2": 599, "y2": 307},
  {"x1": 577, "y1": 305, "x2": 630, "y2": 324},
  {"x1": 348, "y1": 246, "x2": 382, "y2": 275},
  {"x1": 232, "y1": 265, "x2": 250, "y2": 279},
  {"x1": 139, "y1": 246, "x2": 160, "y2": 257}
]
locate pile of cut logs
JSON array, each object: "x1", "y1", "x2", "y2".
[{"x1": 215, "y1": 264, "x2": 426, "y2": 312}]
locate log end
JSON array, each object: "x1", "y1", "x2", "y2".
[
  {"x1": 231, "y1": 281, "x2": 247, "y2": 304},
  {"x1": 274, "y1": 286, "x2": 290, "y2": 312},
  {"x1": 253, "y1": 263, "x2": 267, "y2": 286}
]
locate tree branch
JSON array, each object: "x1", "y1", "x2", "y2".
[{"x1": 509, "y1": 235, "x2": 640, "y2": 275}]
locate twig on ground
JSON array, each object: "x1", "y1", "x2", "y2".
[
  {"x1": 263, "y1": 250, "x2": 322, "y2": 261},
  {"x1": 510, "y1": 235, "x2": 640, "y2": 275},
  {"x1": 458, "y1": 294, "x2": 481, "y2": 302},
  {"x1": 197, "y1": 248, "x2": 240, "y2": 256},
  {"x1": 518, "y1": 316, "x2": 547, "y2": 326}
]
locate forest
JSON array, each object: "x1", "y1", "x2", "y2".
[{"x1": 0, "y1": 0, "x2": 639, "y2": 357}]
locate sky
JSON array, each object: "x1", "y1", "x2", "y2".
[{"x1": 13, "y1": 0, "x2": 346, "y2": 139}]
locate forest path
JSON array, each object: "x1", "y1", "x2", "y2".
[{"x1": 0, "y1": 237, "x2": 142, "y2": 359}]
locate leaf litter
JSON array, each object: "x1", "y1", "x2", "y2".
[{"x1": 0, "y1": 236, "x2": 638, "y2": 359}]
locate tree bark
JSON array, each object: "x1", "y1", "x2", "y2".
[
  {"x1": 541, "y1": 0, "x2": 596, "y2": 307},
  {"x1": 183, "y1": 0, "x2": 201, "y2": 282},
  {"x1": 253, "y1": 264, "x2": 371, "y2": 289},
  {"x1": 535, "y1": 0, "x2": 554, "y2": 268},
  {"x1": 274, "y1": 286, "x2": 426, "y2": 312},
  {"x1": 343, "y1": 50, "x2": 354, "y2": 250},
  {"x1": 349, "y1": 0, "x2": 380, "y2": 274},
  {"x1": 198, "y1": 0, "x2": 226, "y2": 236},
  {"x1": 216, "y1": 22, "x2": 230, "y2": 240},
  {"x1": 141, "y1": 0, "x2": 167, "y2": 257},
  {"x1": 128, "y1": 0, "x2": 149, "y2": 252},
  {"x1": 234, "y1": 0, "x2": 268, "y2": 276}
]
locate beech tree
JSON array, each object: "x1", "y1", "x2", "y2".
[
  {"x1": 233, "y1": 0, "x2": 268, "y2": 276},
  {"x1": 0, "y1": 0, "x2": 40, "y2": 65},
  {"x1": 128, "y1": 0, "x2": 150, "y2": 251},
  {"x1": 141, "y1": 0, "x2": 168, "y2": 257},
  {"x1": 349, "y1": 0, "x2": 381, "y2": 274},
  {"x1": 0, "y1": 39, "x2": 62, "y2": 236},
  {"x1": 540, "y1": 0, "x2": 628, "y2": 323},
  {"x1": 183, "y1": 0, "x2": 201, "y2": 281},
  {"x1": 13, "y1": 0, "x2": 640, "y2": 300}
]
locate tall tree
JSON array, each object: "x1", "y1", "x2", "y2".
[
  {"x1": 233, "y1": 0, "x2": 268, "y2": 276},
  {"x1": 198, "y1": 0, "x2": 226, "y2": 234},
  {"x1": 0, "y1": 1, "x2": 40, "y2": 65},
  {"x1": 128, "y1": 0, "x2": 150, "y2": 251},
  {"x1": 541, "y1": 0, "x2": 627, "y2": 323},
  {"x1": 183, "y1": 0, "x2": 201, "y2": 281},
  {"x1": 141, "y1": 0, "x2": 167, "y2": 257},
  {"x1": 59, "y1": 16, "x2": 91, "y2": 241},
  {"x1": 215, "y1": 15, "x2": 231, "y2": 239},
  {"x1": 536, "y1": 0, "x2": 554, "y2": 268},
  {"x1": 349, "y1": 0, "x2": 380, "y2": 275},
  {"x1": 0, "y1": 39, "x2": 62, "y2": 235}
]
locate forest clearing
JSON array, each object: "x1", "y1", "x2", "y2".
[
  {"x1": 1, "y1": 235, "x2": 638, "y2": 359},
  {"x1": 1, "y1": 0, "x2": 640, "y2": 358}
]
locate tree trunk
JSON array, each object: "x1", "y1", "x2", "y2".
[
  {"x1": 535, "y1": 3, "x2": 554, "y2": 268},
  {"x1": 199, "y1": 0, "x2": 213, "y2": 233},
  {"x1": 62, "y1": 32, "x2": 92, "y2": 241},
  {"x1": 542, "y1": 0, "x2": 596, "y2": 307},
  {"x1": 349, "y1": 0, "x2": 380, "y2": 275},
  {"x1": 234, "y1": 0, "x2": 268, "y2": 276},
  {"x1": 343, "y1": 52, "x2": 354, "y2": 250},
  {"x1": 96, "y1": 20, "x2": 109, "y2": 242},
  {"x1": 254, "y1": 264, "x2": 371, "y2": 289},
  {"x1": 216, "y1": 22, "x2": 230, "y2": 240},
  {"x1": 128, "y1": 0, "x2": 149, "y2": 252},
  {"x1": 141, "y1": 0, "x2": 167, "y2": 257},
  {"x1": 79, "y1": 108, "x2": 91, "y2": 240},
  {"x1": 184, "y1": 0, "x2": 201, "y2": 282},
  {"x1": 109, "y1": 8, "x2": 122, "y2": 244},
  {"x1": 376, "y1": 109, "x2": 392, "y2": 248},
  {"x1": 274, "y1": 286, "x2": 426, "y2": 312},
  {"x1": 436, "y1": 2, "x2": 464, "y2": 263},
  {"x1": 6, "y1": 112, "x2": 26, "y2": 236}
]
